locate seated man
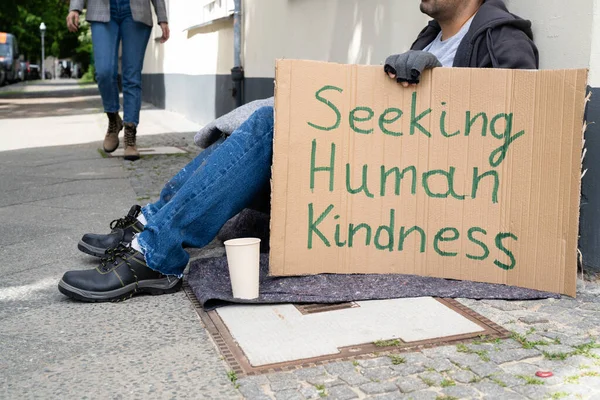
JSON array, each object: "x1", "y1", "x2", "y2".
[{"x1": 59, "y1": 0, "x2": 538, "y2": 302}]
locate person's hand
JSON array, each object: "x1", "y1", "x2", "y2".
[
  {"x1": 384, "y1": 51, "x2": 442, "y2": 87},
  {"x1": 66, "y1": 11, "x2": 80, "y2": 32},
  {"x1": 159, "y1": 22, "x2": 170, "y2": 43}
]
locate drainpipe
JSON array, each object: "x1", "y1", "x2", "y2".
[{"x1": 231, "y1": 0, "x2": 244, "y2": 107}]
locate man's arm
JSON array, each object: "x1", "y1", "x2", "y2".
[
  {"x1": 150, "y1": 0, "x2": 168, "y2": 24},
  {"x1": 488, "y1": 26, "x2": 539, "y2": 69}
]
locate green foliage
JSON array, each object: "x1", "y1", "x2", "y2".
[
  {"x1": 314, "y1": 384, "x2": 327, "y2": 397},
  {"x1": 456, "y1": 343, "x2": 490, "y2": 362},
  {"x1": 517, "y1": 375, "x2": 545, "y2": 385},
  {"x1": 440, "y1": 379, "x2": 455, "y2": 387},
  {"x1": 548, "y1": 393, "x2": 568, "y2": 400},
  {"x1": 226, "y1": 370, "x2": 239, "y2": 389},
  {"x1": 388, "y1": 354, "x2": 406, "y2": 365},
  {"x1": 0, "y1": 0, "x2": 91, "y2": 66},
  {"x1": 80, "y1": 64, "x2": 95, "y2": 83},
  {"x1": 420, "y1": 377, "x2": 435, "y2": 387},
  {"x1": 542, "y1": 351, "x2": 569, "y2": 361},
  {"x1": 572, "y1": 341, "x2": 600, "y2": 358},
  {"x1": 373, "y1": 339, "x2": 401, "y2": 347},
  {"x1": 564, "y1": 374, "x2": 580, "y2": 384},
  {"x1": 510, "y1": 331, "x2": 551, "y2": 349},
  {"x1": 490, "y1": 376, "x2": 507, "y2": 387}
]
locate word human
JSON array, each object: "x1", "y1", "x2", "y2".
[
  {"x1": 307, "y1": 85, "x2": 525, "y2": 168},
  {"x1": 310, "y1": 139, "x2": 500, "y2": 203}
]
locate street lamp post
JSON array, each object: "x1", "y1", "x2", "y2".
[{"x1": 40, "y1": 22, "x2": 46, "y2": 80}]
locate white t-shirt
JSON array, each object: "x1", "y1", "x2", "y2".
[{"x1": 423, "y1": 15, "x2": 475, "y2": 67}]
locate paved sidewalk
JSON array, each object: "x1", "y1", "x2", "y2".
[
  {"x1": 232, "y1": 290, "x2": 600, "y2": 400},
  {"x1": 2, "y1": 81, "x2": 600, "y2": 400},
  {"x1": 0, "y1": 83, "x2": 239, "y2": 399},
  {"x1": 0, "y1": 79, "x2": 199, "y2": 152}
]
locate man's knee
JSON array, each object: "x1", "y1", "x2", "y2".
[
  {"x1": 248, "y1": 106, "x2": 274, "y2": 137},
  {"x1": 253, "y1": 106, "x2": 273, "y2": 120}
]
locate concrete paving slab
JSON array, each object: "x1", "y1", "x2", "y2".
[
  {"x1": 0, "y1": 222, "x2": 68, "y2": 247},
  {"x1": 109, "y1": 146, "x2": 188, "y2": 157},
  {"x1": 216, "y1": 298, "x2": 485, "y2": 366},
  {"x1": 0, "y1": 106, "x2": 201, "y2": 152},
  {"x1": 0, "y1": 97, "x2": 238, "y2": 398}
]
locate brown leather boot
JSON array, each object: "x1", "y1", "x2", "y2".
[
  {"x1": 123, "y1": 122, "x2": 140, "y2": 161},
  {"x1": 103, "y1": 112, "x2": 123, "y2": 153}
]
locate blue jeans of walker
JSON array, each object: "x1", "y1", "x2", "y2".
[
  {"x1": 91, "y1": 0, "x2": 151, "y2": 125},
  {"x1": 137, "y1": 107, "x2": 274, "y2": 276}
]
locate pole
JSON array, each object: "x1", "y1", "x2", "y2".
[
  {"x1": 41, "y1": 32, "x2": 45, "y2": 80},
  {"x1": 231, "y1": 0, "x2": 244, "y2": 107},
  {"x1": 233, "y1": 0, "x2": 241, "y2": 69}
]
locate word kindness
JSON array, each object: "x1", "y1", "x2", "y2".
[{"x1": 303, "y1": 84, "x2": 526, "y2": 270}]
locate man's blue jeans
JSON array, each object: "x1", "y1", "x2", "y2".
[
  {"x1": 91, "y1": 0, "x2": 151, "y2": 125},
  {"x1": 137, "y1": 107, "x2": 274, "y2": 276}
]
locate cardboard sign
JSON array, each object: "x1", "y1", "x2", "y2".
[{"x1": 270, "y1": 59, "x2": 587, "y2": 296}]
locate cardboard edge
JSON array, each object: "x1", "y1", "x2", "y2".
[
  {"x1": 564, "y1": 68, "x2": 591, "y2": 298},
  {"x1": 269, "y1": 59, "x2": 292, "y2": 276}
]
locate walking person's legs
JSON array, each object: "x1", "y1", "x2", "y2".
[
  {"x1": 90, "y1": 20, "x2": 123, "y2": 153},
  {"x1": 119, "y1": 12, "x2": 152, "y2": 161}
]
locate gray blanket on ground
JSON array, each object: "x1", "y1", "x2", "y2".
[
  {"x1": 187, "y1": 254, "x2": 560, "y2": 310},
  {"x1": 194, "y1": 97, "x2": 274, "y2": 148}
]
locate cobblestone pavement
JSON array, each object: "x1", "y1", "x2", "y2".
[
  {"x1": 122, "y1": 135, "x2": 600, "y2": 400},
  {"x1": 233, "y1": 284, "x2": 600, "y2": 400}
]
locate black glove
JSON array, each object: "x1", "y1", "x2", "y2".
[{"x1": 384, "y1": 51, "x2": 442, "y2": 84}]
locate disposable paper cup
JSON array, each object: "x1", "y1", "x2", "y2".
[{"x1": 224, "y1": 238, "x2": 261, "y2": 299}]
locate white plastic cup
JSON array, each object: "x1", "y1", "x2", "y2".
[{"x1": 223, "y1": 238, "x2": 261, "y2": 299}]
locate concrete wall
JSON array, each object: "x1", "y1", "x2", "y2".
[
  {"x1": 579, "y1": 0, "x2": 600, "y2": 272},
  {"x1": 242, "y1": 0, "x2": 595, "y2": 75},
  {"x1": 142, "y1": 0, "x2": 598, "y2": 122},
  {"x1": 589, "y1": 0, "x2": 600, "y2": 87},
  {"x1": 505, "y1": 0, "x2": 594, "y2": 70},
  {"x1": 242, "y1": 0, "x2": 429, "y2": 78},
  {"x1": 142, "y1": 0, "x2": 236, "y2": 124}
]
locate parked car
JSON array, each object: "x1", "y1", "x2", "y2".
[{"x1": 0, "y1": 32, "x2": 22, "y2": 85}]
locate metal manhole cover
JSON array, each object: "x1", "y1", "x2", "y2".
[{"x1": 183, "y1": 283, "x2": 510, "y2": 377}]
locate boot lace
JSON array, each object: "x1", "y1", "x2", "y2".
[
  {"x1": 110, "y1": 213, "x2": 137, "y2": 230},
  {"x1": 108, "y1": 118, "x2": 118, "y2": 133},
  {"x1": 124, "y1": 125, "x2": 137, "y2": 147},
  {"x1": 98, "y1": 243, "x2": 141, "y2": 301},
  {"x1": 107, "y1": 113, "x2": 120, "y2": 134},
  {"x1": 99, "y1": 243, "x2": 130, "y2": 272}
]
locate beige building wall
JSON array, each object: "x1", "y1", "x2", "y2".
[
  {"x1": 141, "y1": 0, "x2": 599, "y2": 120},
  {"x1": 141, "y1": 0, "x2": 236, "y2": 124},
  {"x1": 242, "y1": 0, "x2": 429, "y2": 78},
  {"x1": 144, "y1": 0, "x2": 234, "y2": 76},
  {"x1": 588, "y1": 0, "x2": 600, "y2": 87},
  {"x1": 505, "y1": 0, "x2": 594, "y2": 70},
  {"x1": 243, "y1": 0, "x2": 596, "y2": 78}
]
